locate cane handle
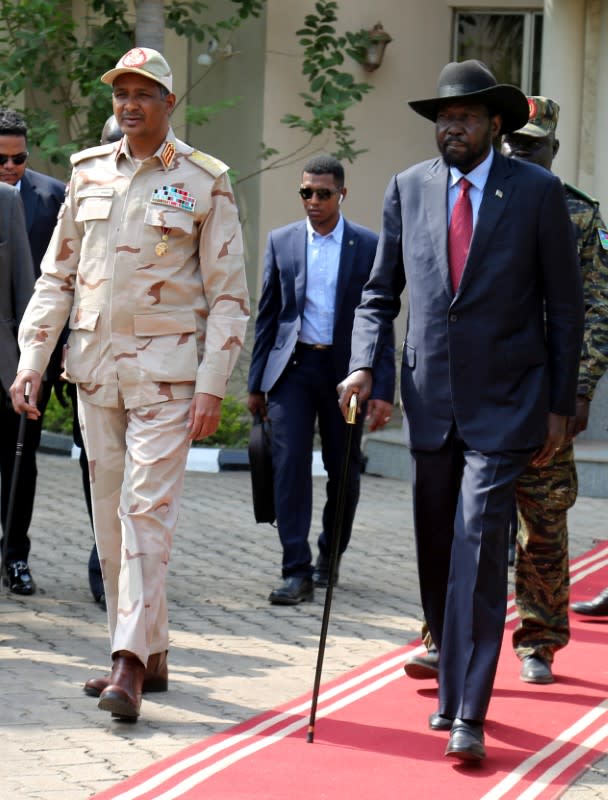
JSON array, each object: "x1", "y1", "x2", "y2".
[
  {"x1": 347, "y1": 393, "x2": 358, "y2": 425},
  {"x1": 24, "y1": 380, "x2": 31, "y2": 404}
]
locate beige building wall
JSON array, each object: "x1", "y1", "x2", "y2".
[
  {"x1": 255, "y1": 0, "x2": 550, "y2": 298},
  {"x1": 57, "y1": 0, "x2": 607, "y2": 296}
]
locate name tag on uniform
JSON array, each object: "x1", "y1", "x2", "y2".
[
  {"x1": 77, "y1": 187, "x2": 115, "y2": 198},
  {"x1": 151, "y1": 185, "x2": 196, "y2": 213}
]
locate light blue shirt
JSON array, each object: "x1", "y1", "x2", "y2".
[
  {"x1": 447, "y1": 147, "x2": 494, "y2": 228},
  {"x1": 299, "y1": 215, "x2": 344, "y2": 345}
]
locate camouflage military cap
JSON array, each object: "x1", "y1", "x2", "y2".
[
  {"x1": 101, "y1": 47, "x2": 172, "y2": 92},
  {"x1": 515, "y1": 96, "x2": 560, "y2": 138}
]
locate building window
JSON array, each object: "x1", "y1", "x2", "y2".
[{"x1": 453, "y1": 11, "x2": 543, "y2": 95}]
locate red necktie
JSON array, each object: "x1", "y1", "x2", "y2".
[{"x1": 448, "y1": 177, "x2": 473, "y2": 292}]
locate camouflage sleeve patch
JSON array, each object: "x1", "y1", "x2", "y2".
[
  {"x1": 599, "y1": 228, "x2": 608, "y2": 251},
  {"x1": 187, "y1": 150, "x2": 229, "y2": 178}
]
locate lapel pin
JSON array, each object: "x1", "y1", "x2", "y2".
[
  {"x1": 349, "y1": 239, "x2": 354, "y2": 246},
  {"x1": 495, "y1": 189, "x2": 503, "y2": 199}
]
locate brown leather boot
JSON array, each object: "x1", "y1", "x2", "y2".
[
  {"x1": 84, "y1": 650, "x2": 169, "y2": 698},
  {"x1": 98, "y1": 652, "x2": 145, "y2": 720}
]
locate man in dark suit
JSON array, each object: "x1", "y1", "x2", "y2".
[
  {"x1": 0, "y1": 108, "x2": 66, "y2": 594},
  {"x1": 248, "y1": 155, "x2": 395, "y2": 605},
  {"x1": 338, "y1": 61, "x2": 584, "y2": 762},
  {"x1": 0, "y1": 182, "x2": 36, "y2": 584}
]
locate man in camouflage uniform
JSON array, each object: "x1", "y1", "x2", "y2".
[
  {"x1": 10, "y1": 47, "x2": 249, "y2": 720},
  {"x1": 403, "y1": 96, "x2": 608, "y2": 686},
  {"x1": 501, "y1": 96, "x2": 608, "y2": 684}
]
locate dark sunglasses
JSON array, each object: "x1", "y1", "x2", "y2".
[
  {"x1": 298, "y1": 186, "x2": 339, "y2": 201},
  {"x1": 0, "y1": 152, "x2": 28, "y2": 166}
]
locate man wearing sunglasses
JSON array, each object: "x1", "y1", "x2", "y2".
[
  {"x1": 248, "y1": 155, "x2": 395, "y2": 605},
  {"x1": 0, "y1": 108, "x2": 66, "y2": 596}
]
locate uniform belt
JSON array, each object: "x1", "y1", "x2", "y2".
[{"x1": 297, "y1": 342, "x2": 332, "y2": 351}]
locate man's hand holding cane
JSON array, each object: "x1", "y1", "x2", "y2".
[
  {"x1": 337, "y1": 368, "x2": 373, "y2": 421},
  {"x1": 10, "y1": 370, "x2": 42, "y2": 419}
]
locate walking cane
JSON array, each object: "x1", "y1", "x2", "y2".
[
  {"x1": 307, "y1": 392, "x2": 358, "y2": 744},
  {"x1": 1, "y1": 381, "x2": 31, "y2": 590}
]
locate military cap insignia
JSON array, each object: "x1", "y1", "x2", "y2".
[
  {"x1": 160, "y1": 142, "x2": 176, "y2": 169},
  {"x1": 151, "y1": 185, "x2": 196, "y2": 212},
  {"x1": 599, "y1": 228, "x2": 608, "y2": 251},
  {"x1": 122, "y1": 48, "x2": 148, "y2": 68}
]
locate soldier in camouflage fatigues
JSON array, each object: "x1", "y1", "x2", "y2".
[
  {"x1": 11, "y1": 48, "x2": 249, "y2": 720},
  {"x1": 503, "y1": 97, "x2": 608, "y2": 683},
  {"x1": 404, "y1": 97, "x2": 608, "y2": 687}
]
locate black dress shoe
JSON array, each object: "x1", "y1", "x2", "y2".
[
  {"x1": 403, "y1": 647, "x2": 439, "y2": 679},
  {"x1": 571, "y1": 588, "x2": 608, "y2": 617},
  {"x1": 269, "y1": 576, "x2": 314, "y2": 605},
  {"x1": 445, "y1": 719, "x2": 486, "y2": 762},
  {"x1": 429, "y1": 711, "x2": 453, "y2": 731},
  {"x1": 520, "y1": 654, "x2": 554, "y2": 684},
  {"x1": 312, "y1": 553, "x2": 340, "y2": 588},
  {"x1": 4, "y1": 561, "x2": 36, "y2": 595}
]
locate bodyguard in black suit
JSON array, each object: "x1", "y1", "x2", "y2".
[
  {"x1": 339, "y1": 62, "x2": 584, "y2": 762},
  {"x1": 0, "y1": 109, "x2": 65, "y2": 594},
  {"x1": 248, "y1": 156, "x2": 395, "y2": 605}
]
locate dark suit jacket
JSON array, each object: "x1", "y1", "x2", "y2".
[
  {"x1": 248, "y1": 217, "x2": 394, "y2": 402},
  {"x1": 0, "y1": 183, "x2": 35, "y2": 392},
  {"x1": 349, "y1": 152, "x2": 584, "y2": 451},
  {"x1": 20, "y1": 168, "x2": 66, "y2": 276}
]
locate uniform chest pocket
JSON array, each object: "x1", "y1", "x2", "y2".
[
  {"x1": 75, "y1": 195, "x2": 113, "y2": 222},
  {"x1": 144, "y1": 204, "x2": 194, "y2": 236}
]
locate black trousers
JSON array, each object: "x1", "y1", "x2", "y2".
[
  {"x1": 411, "y1": 427, "x2": 533, "y2": 722},
  {"x1": 268, "y1": 346, "x2": 364, "y2": 578},
  {"x1": 0, "y1": 381, "x2": 52, "y2": 563}
]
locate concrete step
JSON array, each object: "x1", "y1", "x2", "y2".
[{"x1": 363, "y1": 429, "x2": 608, "y2": 498}]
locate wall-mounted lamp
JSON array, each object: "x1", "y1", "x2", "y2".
[{"x1": 362, "y1": 22, "x2": 392, "y2": 72}]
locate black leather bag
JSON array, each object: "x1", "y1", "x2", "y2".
[{"x1": 248, "y1": 413, "x2": 275, "y2": 524}]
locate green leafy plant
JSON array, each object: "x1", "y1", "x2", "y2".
[
  {"x1": 42, "y1": 390, "x2": 74, "y2": 436},
  {"x1": 281, "y1": 0, "x2": 372, "y2": 162},
  {"x1": 0, "y1": 0, "x2": 264, "y2": 166},
  {"x1": 191, "y1": 394, "x2": 251, "y2": 448},
  {"x1": 0, "y1": 0, "x2": 372, "y2": 173}
]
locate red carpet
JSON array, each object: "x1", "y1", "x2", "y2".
[{"x1": 93, "y1": 543, "x2": 608, "y2": 800}]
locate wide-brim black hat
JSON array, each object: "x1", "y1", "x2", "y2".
[{"x1": 408, "y1": 59, "x2": 529, "y2": 135}]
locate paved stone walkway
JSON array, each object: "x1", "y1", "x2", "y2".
[{"x1": 0, "y1": 452, "x2": 606, "y2": 798}]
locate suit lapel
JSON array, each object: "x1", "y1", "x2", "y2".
[
  {"x1": 20, "y1": 171, "x2": 37, "y2": 234},
  {"x1": 457, "y1": 152, "x2": 514, "y2": 295},
  {"x1": 423, "y1": 160, "x2": 452, "y2": 298},
  {"x1": 334, "y1": 220, "x2": 357, "y2": 329},
  {"x1": 291, "y1": 221, "x2": 308, "y2": 318}
]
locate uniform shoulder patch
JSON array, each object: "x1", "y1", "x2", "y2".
[
  {"x1": 187, "y1": 150, "x2": 228, "y2": 178},
  {"x1": 564, "y1": 182, "x2": 599, "y2": 206},
  {"x1": 598, "y1": 228, "x2": 608, "y2": 251},
  {"x1": 70, "y1": 141, "x2": 117, "y2": 166}
]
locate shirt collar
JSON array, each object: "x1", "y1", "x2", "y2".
[
  {"x1": 306, "y1": 213, "x2": 344, "y2": 244},
  {"x1": 449, "y1": 146, "x2": 494, "y2": 192},
  {"x1": 116, "y1": 127, "x2": 178, "y2": 170}
]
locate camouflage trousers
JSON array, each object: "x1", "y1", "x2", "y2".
[
  {"x1": 512, "y1": 442, "x2": 577, "y2": 662},
  {"x1": 418, "y1": 444, "x2": 576, "y2": 663},
  {"x1": 77, "y1": 392, "x2": 191, "y2": 666}
]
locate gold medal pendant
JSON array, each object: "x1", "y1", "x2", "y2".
[{"x1": 155, "y1": 230, "x2": 169, "y2": 257}]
